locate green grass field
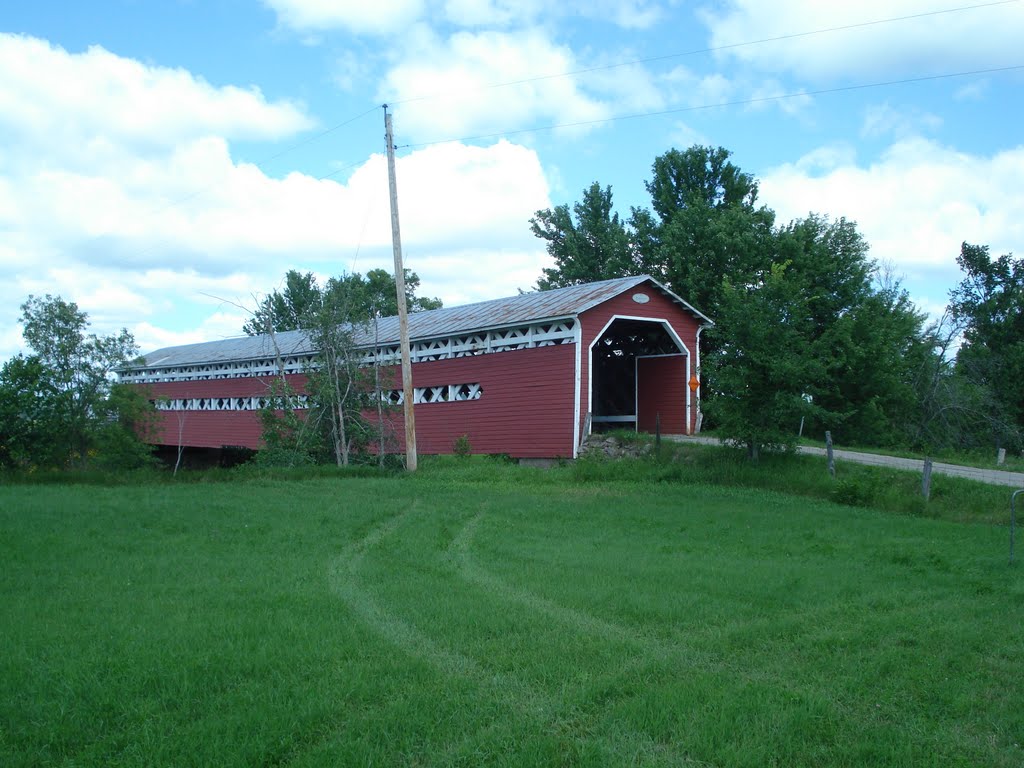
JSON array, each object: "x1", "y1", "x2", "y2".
[{"x1": 2, "y1": 458, "x2": 1023, "y2": 766}]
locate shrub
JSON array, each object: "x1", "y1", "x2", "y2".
[
  {"x1": 831, "y1": 479, "x2": 873, "y2": 508},
  {"x1": 453, "y1": 434, "x2": 472, "y2": 457}
]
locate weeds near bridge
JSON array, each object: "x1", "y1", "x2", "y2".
[{"x1": 570, "y1": 436, "x2": 1008, "y2": 524}]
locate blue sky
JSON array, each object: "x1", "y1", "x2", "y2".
[{"x1": 1, "y1": 0, "x2": 1022, "y2": 359}]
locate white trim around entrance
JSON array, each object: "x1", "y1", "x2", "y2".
[{"x1": 586, "y1": 315, "x2": 692, "y2": 439}]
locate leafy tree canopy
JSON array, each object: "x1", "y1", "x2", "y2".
[
  {"x1": 244, "y1": 268, "x2": 441, "y2": 336},
  {"x1": 531, "y1": 145, "x2": 948, "y2": 453},
  {"x1": 645, "y1": 145, "x2": 760, "y2": 219},
  {"x1": 1, "y1": 295, "x2": 153, "y2": 470},
  {"x1": 703, "y1": 262, "x2": 828, "y2": 459},
  {"x1": 948, "y1": 242, "x2": 1024, "y2": 434},
  {"x1": 532, "y1": 182, "x2": 636, "y2": 290}
]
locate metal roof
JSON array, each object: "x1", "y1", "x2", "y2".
[{"x1": 126, "y1": 275, "x2": 711, "y2": 370}]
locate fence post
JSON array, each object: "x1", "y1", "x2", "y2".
[
  {"x1": 922, "y1": 458, "x2": 933, "y2": 501},
  {"x1": 825, "y1": 431, "x2": 835, "y2": 479}
]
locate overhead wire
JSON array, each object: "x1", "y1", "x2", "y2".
[
  {"x1": 386, "y1": 0, "x2": 1020, "y2": 106},
  {"x1": 252, "y1": 105, "x2": 380, "y2": 169},
  {"x1": 402, "y1": 64, "x2": 1024, "y2": 150},
  {"x1": 114, "y1": 0, "x2": 1024, "y2": 193}
]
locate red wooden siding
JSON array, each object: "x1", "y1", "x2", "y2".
[
  {"x1": 578, "y1": 282, "x2": 703, "y2": 437},
  {"x1": 141, "y1": 374, "x2": 308, "y2": 449},
  {"x1": 636, "y1": 356, "x2": 687, "y2": 433},
  {"x1": 377, "y1": 342, "x2": 576, "y2": 458},
  {"x1": 137, "y1": 344, "x2": 576, "y2": 459}
]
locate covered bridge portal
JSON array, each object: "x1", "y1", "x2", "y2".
[{"x1": 120, "y1": 276, "x2": 711, "y2": 460}]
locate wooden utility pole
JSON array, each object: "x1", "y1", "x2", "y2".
[{"x1": 384, "y1": 105, "x2": 417, "y2": 471}]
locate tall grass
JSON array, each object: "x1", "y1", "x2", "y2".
[
  {"x1": 2, "y1": 463, "x2": 1022, "y2": 766},
  {"x1": 569, "y1": 441, "x2": 1014, "y2": 525}
]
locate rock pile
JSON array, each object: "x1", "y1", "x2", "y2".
[{"x1": 579, "y1": 435, "x2": 654, "y2": 459}]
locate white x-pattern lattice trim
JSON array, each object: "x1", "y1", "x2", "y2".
[
  {"x1": 152, "y1": 395, "x2": 310, "y2": 412},
  {"x1": 152, "y1": 383, "x2": 483, "y2": 411},
  {"x1": 122, "y1": 320, "x2": 576, "y2": 384},
  {"x1": 384, "y1": 382, "x2": 483, "y2": 406}
]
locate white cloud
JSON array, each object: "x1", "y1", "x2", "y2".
[
  {"x1": 668, "y1": 121, "x2": 712, "y2": 150},
  {"x1": 759, "y1": 138, "x2": 1024, "y2": 304},
  {"x1": 2, "y1": 136, "x2": 552, "y2": 357},
  {"x1": 378, "y1": 29, "x2": 611, "y2": 141},
  {"x1": 581, "y1": 60, "x2": 666, "y2": 115},
  {"x1": 443, "y1": 0, "x2": 545, "y2": 27},
  {"x1": 700, "y1": 1, "x2": 1024, "y2": 81},
  {"x1": 332, "y1": 49, "x2": 373, "y2": 92},
  {"x1": 954, "y1": 79, "x2": 990, "y2": 101},
  {"x1": 262, "y1": 0, "x2": 425, "y2": 35},
  {"x1": 861, "y1": 102, "x2": 942, "y2": 139},
  {"x1": 265, "y1": 0, "x2": 660, "y2": 33},
  {"x1": 0, "y1": 34, "x2": 311, "y2": 155},
  {"x1": 746, "y1": 79, "x2": 812, "y2": 115},
  {"x1": 0, "y1": 34, "x2": 553, "y2": 361},
  {"x1": 589, "y1": 0, "x2": 663, "y2": 30},
  {"x1": 441, "y1": 0, "x2": 661, "y2": 30},
  {"x1": 662, "y1": 66, "x2": 735, "y2": 108},
  {"x1": 660, "y1": 66, "x2": 815, "y2": 117}
]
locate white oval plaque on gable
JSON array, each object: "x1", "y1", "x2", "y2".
[{"x1": 632, "y1": 292, "x2": 650, "y2": 304}]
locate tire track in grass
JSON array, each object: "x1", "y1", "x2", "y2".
[
  {"x1": 328, "y1": 501, "x2": 498, "y2": 684},
  {"x1": 445, "y1": 506, "x2": 1019, "y2": 765},
  {"x1": 447, "y1": 510, "x2": 648, "y2": 648},
  {"x1": 331, "y1": 503, "x2": 731, "y2": 765},
  {"x1": 327, "y1": 503, "x2": 641, "y2": 764},
  {"x1": 440, "y1": 507, "x2": 735, "y2": 764},
  {"x1": 444, "y1": 508, "x2": 819, "y2": 712},
  {"x1": 447, "y1": 507, "x2": 696, "y2": 665},
  {"x1": 445, "y1": 506, "x2": 918, "y2": 690}
]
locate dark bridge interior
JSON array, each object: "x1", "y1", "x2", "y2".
[{"x1": 591, "y1": 319, "x2": 681, "y2": 432}]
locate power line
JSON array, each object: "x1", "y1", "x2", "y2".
[
  {"x1": 403, "y1": 63, "x2": 1024, "y2": 150},
  {"x1": 317, "y1": 158, "x2": 370, "y2": 181},
  {"x1": 387, "y1": 0, "x2": 1019, "y2": 106},
  {"x1": 251, "y1": 106, "x2": 379, "y2": 168},
  {"x1": 117, "y1": 1, "x2": 1023, "y2": 196}
]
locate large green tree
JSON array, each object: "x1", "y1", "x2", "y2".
[
  {"x1": 703, "y1": 262, "x2": 828, "y2": 459},
  {"x1": 948, "y1": 242, "x2": 1024, "y2": 444},
  {"x1": 324, "y1": 268, "x2": 442, "y2": 322},
  {"x1": 904, "y1": 311, "x2": 1012, "y2": 452},
  {"x1": 631, "y1": 146, "x2": 776, "y2": 321},
  {"x1": 531, "y1": 146, "x2": 774, "y2": 314},
  {"x1": 531, "y1": 182, "x2": 636, "y2": 289},
  {"x1": 1, "y1": 296, "x2": 153, "y2": 469},
  {"x1": 773, "y1": 216, "x2": 931, "y2": 446},
  {"x1": 529, "y1": 146, "x2": 944, "y2": 452},
  {"x1": 0, "y1": 355, "x2": 63, "y2": 468}
]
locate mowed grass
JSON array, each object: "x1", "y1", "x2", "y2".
[{"x1": 2, "y1": 461, "x2": 1023, "y2": 766}]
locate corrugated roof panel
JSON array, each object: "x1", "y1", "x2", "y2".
[
  {"x1": 131, "y1": 329, "x2": 316, "y2": 370},
  {"x1": 125, "y1": 275, "x2": 707, "y2": 370}
]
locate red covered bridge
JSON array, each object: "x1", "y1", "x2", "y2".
[{"x1": 119, "y1": 276, "x2": 712, "y2": 460}]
